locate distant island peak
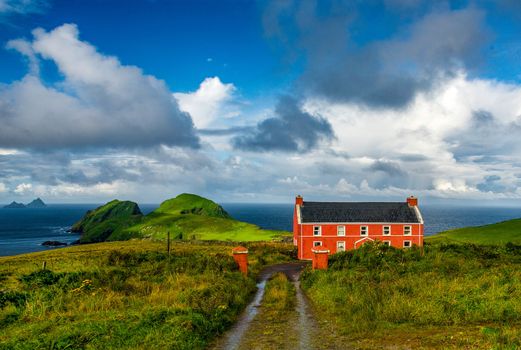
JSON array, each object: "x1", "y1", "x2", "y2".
[{"x1": 3, "y1": 198, "x2": 47, "y2": 209}]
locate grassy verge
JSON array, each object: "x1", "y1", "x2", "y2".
[
  {"x1": 0, "y1": 240, "x2": 295, "y2": 350},
  {"x1": 301, "y1": 242, "x2": 521, "y2": 349},
  {"x1": 238, "y1": 272, "x2": 298, "y2": 350},
  {"x1": 425, "y1": 218, "x2": 521, "y2": 245}
]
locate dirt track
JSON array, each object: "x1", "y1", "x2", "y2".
[{"x1": 210, "y1": 262, "x2": 350, "y2": 350}]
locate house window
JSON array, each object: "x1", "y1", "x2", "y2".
[
  {"x1": 403, "y1": 240, "x2": 412, "y2": 248},
  {"x1": 313, "y1": 241, "x2": 322, "y2": 247},
  {"x1": 404, "y1": 225, "x2": 412, "y2": 236},
  {"x1": 383, "y1": 226, "x2": 391, "y2": 236},
  {"x1": 313, "y1": 226, "x2": 321, "y2": 236},
  {"x1": 383, "y1": 241, "x2": 391, "y2": 247},
  {"x1": 337, "y1": 241, "x2": 346, "y2": 252},
  {"x1": 337, "y1": 225, "x2": 345, "y2": 236},
  {"x1": 360, "y1": 226, "x2": 368, "y2": 236}
]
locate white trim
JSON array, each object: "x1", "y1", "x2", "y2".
[
  {"x1": 383, "y1": 225, "x2": 391, "y2": 236},
  {"x1": 360, "y1": 225, "x2": 368, "y2": 236},
  {"x1": 413, "y1": 206, "x2": 424, "y2": 224},
  {"x1": 302, "y1": 222, "x2": 420, "y2": 225},
  {"x1": 354, "y1": 236, "x2": 374, "y2": 248},
  {"x1": 296, "y1": 205, "x2": 302, "y2": 224},
  {"x1": 300, "y1": 234, "x2": 422, "y2": 238},
  {"x1": 337, "y1": 225, "x2": 345, "y2": 236},
  {"x1": 313, "y1": 225, "x2": 322, "y2": 236},
  {"x1": 299, "y1": 221, "x2": 303, "y2": 259}
]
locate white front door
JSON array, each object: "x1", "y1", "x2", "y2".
[{"x1": 337, "y1": 241, "x2": 346, "y2": 252}]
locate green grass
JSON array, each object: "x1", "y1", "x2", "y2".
[
  {"x1": 73, "y1": 194, "x2": 289, "y2": 243},
  {"x1": 426, "y1": 218, "x2": 521, "y2": 245},
  {"x1": 126, "y1": 213, "x2": 283, "y2": 242},
  {"x1": 234, "y1": 273, "x2": 299, "y2": 349},
  {"x1": 71, "y1": 200, "x2": 143, "y2": 243},
  {"x1": 0, "y1": 240, "x2": 295, "y2": 350},
  {"x1": 301, "y1": 241, "x2": 521, "y2": 349},
  {"x1": 263, "y1": 273, "x2": 295, "y2": 311}
]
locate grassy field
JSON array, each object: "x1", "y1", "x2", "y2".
[
  {"x1": 425, "y1": 218, "x2": 521, "y2": 245},
  {"x1": 0, "y1": 240, "x2": 295, "y2": 350},
  {"x1": 301, "y1": 242, "x2": 521, "y2": 349}
]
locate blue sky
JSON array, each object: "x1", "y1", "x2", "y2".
[
  {"x1": 0, "y1": 0, "x2": 296, "y2": 97},
  {"x1": 2, "y1": 0, "x2": 521, "y2": 204}
]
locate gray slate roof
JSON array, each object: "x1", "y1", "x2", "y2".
[{"x1": 300, "y1": 201, "x2": 420, "y2": 223}]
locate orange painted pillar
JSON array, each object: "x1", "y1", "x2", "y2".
[
  {"x1": 311, "y1": 248, "x2": 330, "y2": 270},
  {"x1": 232, "y1": 246, "x2": 249, "y2": 275}
]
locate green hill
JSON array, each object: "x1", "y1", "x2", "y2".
[
  {"x1": 124, "y1": 193, "x2": 283, "y2": 241},
  {"x1": 71, "y1": 200, "x2": 143, "y2": 243},
  {"x1": 72, "y1": 194, "x2": 287, "y2": 243},
  {"x1": 426, "y1": 218, "x2": 521, "y2": 245},
  {"x1": 153, "y1": 193, "x2": 231, "y2": 218}
]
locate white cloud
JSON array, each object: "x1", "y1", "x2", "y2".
[
  {"x1": 174, "y1": 76, "x2": 238, "y2": 129},
  {"x1": 1, "y1": 23, "x2": 198, "y2": 149},
  {"x1": 14, "y1": 182, "x2": 32, "y2": 194},
  {"x1": 0, "y1": 148, "x2": 21, "y2": 155},
  {"x1": 0, "y1": 183, "x2": 6, "y2": 193},
  {"x1": 0, "y1": 0, "x2": 47, "y2": 15},
  {"x1": 33, "y1": 181, "x2": 130, "y2": 198}
]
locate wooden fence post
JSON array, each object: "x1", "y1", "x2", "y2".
[{"x1": 167, "y1": 231, "x2": 171, "y2": 257}]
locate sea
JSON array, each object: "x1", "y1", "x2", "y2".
[{"x1": 0, "y1": 203, "x2": 520, "y2": 257}]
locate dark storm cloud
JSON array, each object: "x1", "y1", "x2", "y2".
[
  {"x1": 398, "y1": 154, "x2": 429, "y2": 162},
  {"x1": 232, "y1": 96, "x2": 333, "y2": 152},
  {"x1": 477, "y1": 175, "x2": 506, "y2": 193},
  {"x1": 263, "y1": 1, "x2": 490, "y2": 108},
  {"x1": 369, "y1": 160, "x2": 406, "y2": 177},
  {"x1": 449, "y1": 110, "x2": 521, "y2": 160},
  {"x1": 197, "y1": 126, "x2": 252, "y2": 136}
]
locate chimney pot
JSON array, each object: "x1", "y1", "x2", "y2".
[
  {"x1": 407, "y1": 196, "x2": 418, "y2": 207},
  {"x1": 295, "y1": 195, "x2": 303, "y2": 206}
]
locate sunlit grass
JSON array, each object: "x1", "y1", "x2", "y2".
[
  {"x1": 301, "y1": 242, "x2": 521, "y2": 348},
  {"x1": 0, "y1": 240, "x2": 295, "y2": 349}
]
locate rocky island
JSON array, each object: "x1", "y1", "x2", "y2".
[
  {"x1": 3, "y1": 201, "x2": 26, "y2": 209},
  {"x1": 3, "y1": 198, "x2": 47, "y2": 209}
]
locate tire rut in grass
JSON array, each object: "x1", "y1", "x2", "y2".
[
  {"x1": 211, "y1": 263, "x2": 305, "y2": 350},
  {"x1": 211, "y1": 262, "x2": 350, "y2": 350}
]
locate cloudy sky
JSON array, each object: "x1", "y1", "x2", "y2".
[{"x1": 1, "y1": 0, "x2": 521, "y2": 204}]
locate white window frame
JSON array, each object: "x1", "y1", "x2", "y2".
[
  {"x1": 403, "y1": 225, "x2": 412, "y2": 236},
  {"x1": 360, "y1": 226, "x2": 368, "y2": 236},
  {"x1": 383, "y1": 240, "x2": 391, "y2": 247},
  {"x1": 337, "y1": 225, "x2": 345, "y2": 236},
  {"x1": 313, "y1": 226, "x2": 321, "y2": 236},
  {"x1": 313, "y1": 241, "x2": 323, "y2": 247},
  {"x1": 403, "y1": 240, "x2": 412, "y2": 248},
  {"x1": 337, "y1": 241, "x2": 346, "y2": 252},
  {"x1": 383, "y1": 226, "x2": 391, "y2": 236}
]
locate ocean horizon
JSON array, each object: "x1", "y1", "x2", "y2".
[{"x1": 0, "y1": 203, "x2": 520, "y2": 257}]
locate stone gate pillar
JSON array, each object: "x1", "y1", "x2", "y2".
[
  {"x1": 232, "y1": 246, "x2": 249, "y2": 275},
  {"x1": 311, "y1": 247, "x2": 330, "y2": 270}
]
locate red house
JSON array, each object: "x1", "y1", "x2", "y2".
[{"x1": 293, "y1": 195, "x2": 424, "y2": 260}]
